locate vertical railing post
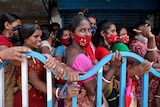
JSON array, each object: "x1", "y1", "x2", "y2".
[
  {"x1": 47, "y1": 69, "x2": 53, "y2": 107},
  {"x1": 142, "y1": 73, "x2": 149, "y2": 107},
  {"x1": 96, "y1": 68, "x2": 103, "y2": 107},
  {"x1": 0, "y1": 67, "x2": 4, "y2": 107},
  {"x1": 72, "y1": 82, "x2": 77, "y2": 107},
  {"x1": 21, "y1": 58, "x2": 28, "y2": 107},
  {"x1": 119, "y1": 57, "x2": 127, "y2": 107}
]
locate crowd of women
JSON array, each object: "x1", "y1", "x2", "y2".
[{"x1": 0, "y1": 11, "x2": 160, "y2": 107}]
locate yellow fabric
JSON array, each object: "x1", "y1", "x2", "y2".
[{"x1": 103, "y1": 77, "x2": 114, "y2": 98}]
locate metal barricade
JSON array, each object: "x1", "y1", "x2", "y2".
[{"x1": 0, "y1": 51, "x2": 160, "y2": 107}]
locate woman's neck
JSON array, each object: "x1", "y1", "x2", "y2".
[
  {"x1": 72, "y1": 40, "x2": 85, "y2": 53},
  {"x1": 2, "y1": 30, "x2": 10, "y2": 37}
]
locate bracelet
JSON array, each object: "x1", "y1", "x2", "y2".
[
  {"x1": 0, "y1": 56, "x2": 3, "y2": 63},
  {"x1": 102, "y1": 77, "x2": 111, "y2": 83},
  {"x1": 134, "y1": 75, "x2": 140, "y2": 80},
  {"x1": 147, "y1": 47, "x2": 157, "y2": 51},
  {"x1": 155, "y1": 95, "x2": 160, "y2": 99},
  {"x1": 56, "y1": 88, "x2": 60, "y2": 98},
  {"x1": 150, "y1": 62, "x2": 154, "y2": 66}
]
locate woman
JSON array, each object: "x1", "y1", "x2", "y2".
[
  {"x1": 54, "y1": 26, "x2": 71, "y2": 63},
  {"x1": 129, "y1": 23, "x2": 159, "y2": 107},
  {"x1": 0, "y1": 13, "x2": 22, "y2": 107},
  {"x1": 116, "y1": 26, "x2": 130, "y2": 44},
  {"x1": 14, "y1": 23, "x2": 80, "y2": 107},
  {"x1": 95, "y1": 20, "x2": 151, "y2": 107},
  {"x1": 65, "y1": 15, "x2": 123, "y2": 107}
]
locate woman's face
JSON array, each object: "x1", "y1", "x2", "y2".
[
  {"x1": 119, "y1": 28, "x2": 127, "y2": 36},
  {"x1": 74, "y1": 20, "x2": 92, "y2": 37},
  {"x1": 62, "y1": 30, "x2": 70, "y2": 39},
  {"x1": 4, "y1": 19, "x2": 22, "y2": 36},
  {"x1": 10, "y1": 19, "x2": 22, "y2": 28},
  {"x1": 107, "y1": 24, "x2": 117, "y2": 36},
  {"x1": 24, "y1": 29, "x2": 42, "y2": 49}
]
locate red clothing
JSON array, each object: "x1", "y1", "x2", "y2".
[
  {"x1": 95, "y1": 46, "x2": 109, "y2": 61},
  {"x1": 129, "y1": 38, "x2": 159, "y2": 106},
  {"x1": 14, "y1": 59, "x2": 46, "y2": 107},
  {"x1": 0, "y1": 35, "x2": 12, "y2": 47},
  {"x1": 85, "y1": 42, "x2": 97, "y2": 62}
]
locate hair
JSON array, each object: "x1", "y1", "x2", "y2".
[
  {"x1": 134, "y1": 22, "x2": 147, "y2": 29},
  {"x1": 41, "y1": 27, "x2": 50, "y2": 41},
  {"x1": 87, "y1": 14, "x2": 97, "y2": 20},
  {"x1": 116, "y1": 25, "x2": 126, "y2": 36},
  {"x1": 0, "y1": 13, "x2": 21, "y2": 34},
  {"x1": 50, "y1": 22, "x2": 60, "y2": 31},
  {"x1": 19, "y1": 23, "x2": 41, "y2": 44},
  {"x1": 68, "y1": 15, "x2": 90, "y2": 33},
  {"x1": 95, "y1": 20, "x2": 114, "y2": 48}
]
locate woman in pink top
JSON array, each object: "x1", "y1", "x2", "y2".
[{"x1": 65, "y1": 15, "x2": 123, "y2": 107}]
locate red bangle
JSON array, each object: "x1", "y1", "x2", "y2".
[{"x1": 0, "y1": 56, "x2": 3, "y2": 63}]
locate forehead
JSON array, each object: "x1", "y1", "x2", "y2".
[
  {"x1": 32, "y1": 29, "x2": 42, "y2": 35},
  {"x1": 77, "y1": 20, "x2": 90, "y2": 28},
  {"x1": 10, "y1": 19, "x2": 22, "y2": 27},
  {"x1": 120, "y1": 28, "x2": 127, "y2": 33},
  {"x1": 88, "y1": 17, "x2": 96, "y2": 22},
  {"x1": 109, "y1": 24, "x2": 116, "y2": 29}
]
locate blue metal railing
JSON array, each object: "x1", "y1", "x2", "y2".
[{"x1": 0, "y1": 51, "x2": 160, "y2": 107}]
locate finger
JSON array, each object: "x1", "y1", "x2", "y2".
[
  {"x1": 115, "y1": 51, "x2": 119, "y2": 61},
  {"x1": 15, "y1": 46, "x2": 32, "y2": 53},
  {"x1": 133, "y1": 29, "x2": 142, "y2": 33},
  {"x1": 112, "y1": 53, "x2": 116, "y2": 61}
]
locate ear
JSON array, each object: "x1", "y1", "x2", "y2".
[
  {"x1": 100, "y1": 30, "x2": 106, "y2": 38},
  {"x1": 69, "y1": 31, "x2": 74, "y2": 39},
  {"x1": 4, "y1": 21, "x2": 11, "y2": 30}
]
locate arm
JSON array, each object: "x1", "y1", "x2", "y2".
[
  {"x1": 0, "y1": 46, "x2": 31, "y2": 62},
  {"x1": 133, "y1": 25, "x2": 157, "y2": 62},
  {"x1": 102, "y1": 51, "x2": 123, "y2": 91},
  {"x1": 28, "y1": 69, "x2": 48, "y2": 94}
]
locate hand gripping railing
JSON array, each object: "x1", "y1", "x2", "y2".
[{"x1": 0, "y1": 51, "x2": 160, "y2": 107}]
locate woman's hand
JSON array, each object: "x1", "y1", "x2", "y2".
[
  {"x1": 133, "y1": 24, "x2": 154, "y2": 39},
  {"x1": 0, "y1": 46, "x2": 31, "y2": 62},
  {"x1": 110, "y1": 51, "x2": 123, "y2": 70},
  {"x1": 130, "y1": 60, "x2": 151, "y2": 76},
  {"x1": 43, "y1": 54, "x2": 66, "y2": 80},
  {"x1": 66, "y1": 83, "x2": 80, "y2": 99}
]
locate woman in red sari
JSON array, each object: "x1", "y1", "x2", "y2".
[{"x1": 14, "y1": 23, "x2": 80, "y2": 107}]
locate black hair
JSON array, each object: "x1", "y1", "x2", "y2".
[
  {"x1": 19, "y1": 23, "x2": 41, "y2": 45},
  {"x1": 0, "y1": 13, "x2": 21, "y2": 34},
  {"x1": 134, "y1": 22, "x2": 147, "y2": 29},
  {"x1": 41, "y1": 27, "x2": 50, "y2": 41},
  {"x1": 87, "y1": 14, "x2": 97, "y2": 20},
  {"x1": 68, "y1": 15, "x2": 90, "y2": 33}
]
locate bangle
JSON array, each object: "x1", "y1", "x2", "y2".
[
  {"x1": 102, "y1": 77, "x2": 111, "y2": 83},
  {"x1": 134, "y1": 75, "x2": 140, "y2": 80},
  {"x1": 150, "y1": 62, "x2": 154, "y2": 66},
  {"x1": 56, "y1": 88, "x2": 60, "y2": 98},
  {"x1": 0, "y1": 56, "x2": 3, "y2": 63},
  {"x1": 147, "y1": 47, "x2": 157, "y2": 51},
  {"x1": 155, "y1": 95, "x2": 160, "y2": 99}
]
